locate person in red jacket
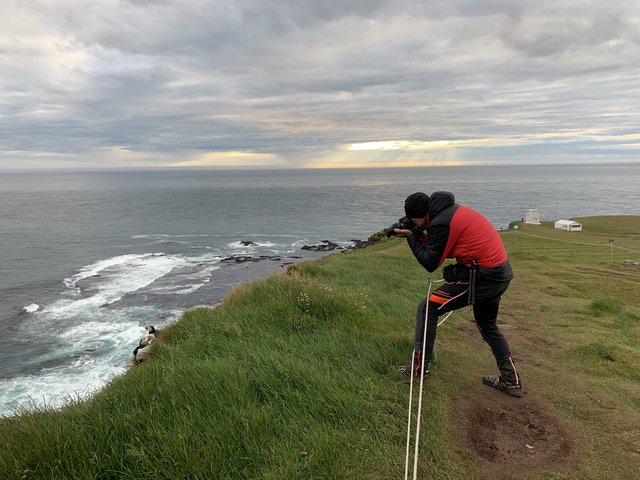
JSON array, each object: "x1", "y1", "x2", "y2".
[{"x1": 394, "y1": 191, "x2": 522, "y2": 397}]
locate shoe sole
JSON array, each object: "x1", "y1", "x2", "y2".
[
  {"x1": 484, "y1": 382, "x2": 523, "y2": 398},
  {"x1": 482, "y1": 377, "x2": 523, "y2": 398}
]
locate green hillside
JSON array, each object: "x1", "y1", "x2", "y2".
[{"x1": 1, "y1": 217, "x2": 639, "y2": 479}]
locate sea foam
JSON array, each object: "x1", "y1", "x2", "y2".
[
  {"x1": 24, "y1": 303, "x2": 39, "y2": 313},
  {"x1": 1, "y1": 251, "x2": 225, "y2": 416},
  {"x1": 48, "y1": 253, "x2": 181, "y2": 318}
]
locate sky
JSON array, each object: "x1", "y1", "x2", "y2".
[{"x1": 1, "y1": 0, "x2": 639, "y2": 169}]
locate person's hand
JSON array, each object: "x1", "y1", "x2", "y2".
[{"x1": 393, "y1": 228, "x2": 412, "y2": 238}]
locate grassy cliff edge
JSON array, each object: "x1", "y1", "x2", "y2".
[{"x1": 1, "y1": 216, "x2": 639, "y2": 479}]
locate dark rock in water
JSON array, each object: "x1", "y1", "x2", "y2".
[
  {"x1": 222, "y1": 255, "x2": 258, "y2": 264},
  {"x1": 300, "y1": 234, "x2": 384, "y2": 253},
  {"x1": 301, "y1": 240, "x2": 343, "y2": 252},
  {"x1": 221, "y1": 255, "x2": 282, "y2": 264},
  {"x1": 240, "y1": 240, "x2": 258, "y2": 246}
]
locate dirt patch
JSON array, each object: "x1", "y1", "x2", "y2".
[
  {"x1": 454, "y1": 319, "x2": 560, "y2": 349},
  {"x1": 543, "y1": 285, "x2": 572, "y2": 297},
  {"x1": 510, "y1": 352, "x2": 546, "y2": 369},
  {"x1": 499, "y1": 323, "x2": 560, "y2": 349},
  {"x1": 453, "y1": 385, "x2": 576, "y2": 479},
  {"x1": 454, "y1": 321, "x2": 480, "y2": 338}
]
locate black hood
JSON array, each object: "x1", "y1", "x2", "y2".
[{"x1": 428, "y1": 191, "x2": 455, "y2": 217}]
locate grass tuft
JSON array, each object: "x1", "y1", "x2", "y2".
[
  {"x1": 589, "y1": 298, "x2": 625, "y2": 316},
  {"x1": 574, "y1": 340, "x2": 617, "y2": 362}
]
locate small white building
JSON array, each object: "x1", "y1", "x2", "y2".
[
  {"x1": 554, "y1": 220, "x2": 583, "y2": 232},
  {"x1": 524, "y1": 209, "x2": 541, "y2": 225}
]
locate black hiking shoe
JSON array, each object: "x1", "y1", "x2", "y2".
[{"x1": 482, "y1": 375, "x2": 523, "y2": 398}]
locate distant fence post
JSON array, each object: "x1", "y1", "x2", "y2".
[{"x1": 609, "y1": 239, "x2": 614, "y2": 263}]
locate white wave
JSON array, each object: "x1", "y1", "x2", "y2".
[
  {"x1": 40, "y1": 252, "x2": 223, "y2": 320},
  {"x1": 0, "y1": 316, "x2": 168, "y2": 417},
  {"x1": 2, "y1": 246, "x2": 246, "y2": 416},
  {"x1": 141, "y1": 256, "x2": 221, "y2": 296},
  {"x1": 227, "y1": 241, "x2": 251, "y2": 249},
  {"x1": 49, "y1": 253, "x2": 180, "y2": 317},
  {"x1": 153, "y1": 284, "x2": 203, "y2": 295},
  {"x1": 227, "y1": 240, "x2": 279, "y2": 249},
  {"x1": 186, "y1": 303, "x2": 221, "y2": 311},
  {"x1": 0, "y1": 356, "x2": 128, "y2": 416},
  {"x1": 188, "y1": 253, "x2": 223, "y2": 263},
  {"x1": 64, "y1": 253, "x2": 167, "y2": 288},
  {"x1": 24, "y1": 303, "x2": 39, "y2": 313},
  {"x1": 336, "y1": 240, "x2": 356, "y2": 248},
  {"x1": 58, "y1": 320, "x2": 144, "y2": 347}
]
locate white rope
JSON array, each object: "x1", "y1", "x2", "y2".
[
  {"x1": 431, "y1": 281, "x2": 449, "y2": 328},
  {"x1": 403, "y1": 351, "x2": 416, "y2": 480},
  {"x1": 404, "y1": 277, "x2": 457, "y2": 479},
  {"x1": 412, "y1": 284, "x2": 431, "y2": 480},
  {"x1": 437, "y1": 311, "x2": 453, "y2": 327},
  {"x1": 404, "y1": 278, "x2": 437, "y2": 480}
]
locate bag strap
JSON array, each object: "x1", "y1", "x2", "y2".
[{"x1": 468, "y1": 260, "x2": 478, "y2": 304}]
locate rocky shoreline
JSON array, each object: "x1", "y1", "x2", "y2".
[{"x1": 222, "y1": 232, "x2": 384, "y2": 264}]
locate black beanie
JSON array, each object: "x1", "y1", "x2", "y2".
[{"x1": 404, "y1": 192, "x2": 430, "y2": 218}]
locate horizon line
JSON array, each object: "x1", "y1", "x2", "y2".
[{"x1": 1, "y1": 160, "x2": 640, "y2": 173}]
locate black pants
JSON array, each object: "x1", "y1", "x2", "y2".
[{"x1": 414, "y1": 278, "x2": 519, "y2": 382}]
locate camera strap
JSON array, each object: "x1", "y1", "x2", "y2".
[{"x1": 468, "y1": 260, "x2": 478, "y2": 304}]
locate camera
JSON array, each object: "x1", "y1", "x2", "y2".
[{"x1": 384, "y1": 216, "x2": 414, "y2": 237}]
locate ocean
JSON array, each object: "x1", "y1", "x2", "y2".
[{"x1": 1, "y1": 163, "x2": 639, "y2": 416}]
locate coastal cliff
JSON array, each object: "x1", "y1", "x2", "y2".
[{"x1": 1, "y1": 217, "x2": 639, "y2": 479}]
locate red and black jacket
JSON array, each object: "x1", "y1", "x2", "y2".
[{"x1": 406, "y1": 191, "x2": 512, "y2": 281}]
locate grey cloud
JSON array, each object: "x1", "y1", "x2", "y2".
[
  {"x1": 52, "y1": 0, "x2": 392, "y2": 58},
  {"x1": 498, "y1": 3, "x2": 639, "y2": 58},
  {"x1": 1, "y1": 0, "x2": 640, "y2": 168}
]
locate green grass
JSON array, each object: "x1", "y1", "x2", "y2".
[{"x1": 1, "y1": 217, "x2": 640, "y2": 479}]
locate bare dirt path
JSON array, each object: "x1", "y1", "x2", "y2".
[{"x1": 452, "y1": 385, "x2": 576, "y2": 479}]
